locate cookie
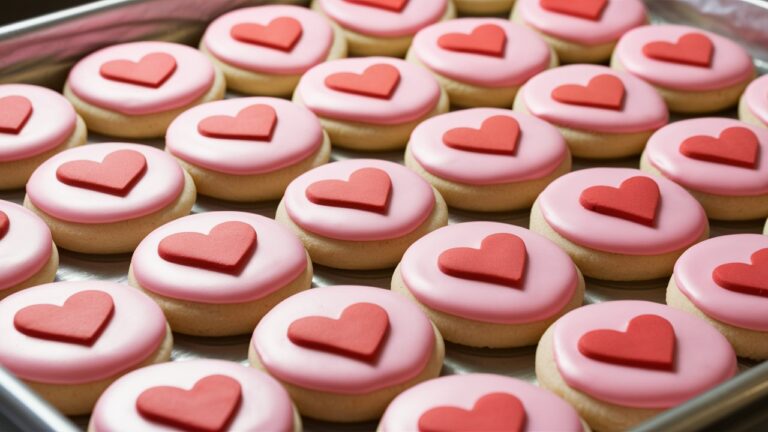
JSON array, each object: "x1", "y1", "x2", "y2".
[
  {"x1": 406, "y1": 108, "x2": 570, "y2": 212},
  {"x1": 24, "y1": 143, "x2": 196, "y2": 254},
  {"x1": 165, "y1": 97, "x2": 330, "y2": 202},
  {"x1": 612, "y1": 24, "x2": 755, "y2": 114},
  {"x1": 0, "y1": 281, "x2": 172, "y2": 415},
  {"x1": 64, "y1": 41, "x2": 225, "y2": 138},
  {"x1": 249, "y1": 285, "x2": 445, "y2": 422},
  {"x1": 276, "y1": 159, "x2": 448, "y2": 269},
  {"x1": 739, "y1": 74, "x2": 768, "y2": 129},
  {"x1": 454, "y1": 0, "x2": 515, "y2": 16},
  {"x1": 293, "y1": 56, "x2": 449, "y2": 151}
]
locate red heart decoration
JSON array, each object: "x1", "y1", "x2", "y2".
[
  {"x1": 679, "y1": 127, "x2": 759, "y2": 169},
  {"x1": 713, "y1": 248, "x2": 768, "y2": 298},
  {"x1": 539, "y1": 0, "x2": 608, "y2": 20},
  {"x1": 579, "y1": 176, "x2": 660, "y2": 226},
  {"x1": 158, "y1": 221, "x2": 257, "y2": 275},
  {"x1": 344, "y1": 0, "x2": 408, "y2": 12},
  {"x1": 437, "y1": 24, "x2": 507, "y2": 57},
  {"x1": 325, "y1": 64, "x2": 401, "y2": 99},
  {"x1": 13, "y1": 291, "x2": 114, "y2": 346},
  {"x1": 442, "y1": 115, "x2": 520, "y2": 155},
  {"x1": 56, "y1": 149, "x2": 147, "y2": 196},
  {"x1": 137, "y1": 375, "x2": 242, "y2": 432},
  {"x1": 306, "y1": 167, "x2": 392, "y2": 214},
  {"x1": 197, "y1": 104, "x2": 277, "y2": 141},
  {"x1": 438, "y1": 233, "x2": 527, "y2": 288},
  {"x1": 551, "y1": 74, "x2": 625, "y2": 110},
  {"x1": 418, "y1": 393, "x2": 526, "y2": 432},
  {"x1": 578, "y1": 314, "x2": 676, "y2": 371},
  {"x1": 230, "y1": 17, "x2": 303, "y2": 52},
  {"x1": 0, "y1": 211, "x2": 9, "y2": 241},
  {"x1": 100, "y1": 52, "x2": 177, "y2": 88},
  {"x1": 0, "y1": 95, "x2": 33, "y2": 134},
  {"x1": 643, "y1": 33, "x2": 713, "y2": 67}
]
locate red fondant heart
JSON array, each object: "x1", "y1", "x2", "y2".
[
  {"x1": 158, "y1": 221, "x2": 257, "y2": 275},
  {"x1": 230, "y1": 17, "x2": 303, "y2": 52},
  {"x1": 0, "y1": 95, "x2": 33, "y2": 134},
  {"x1": 540, "y1": 0, "x2": 608, "y2": 20},
  {"x1": 288, "y1": 302, "x2": 389, "y2": 362},
  {"x1": 197, "y1": 104, "x2": 277, "y2": 141},
  {"x1": 0, "y1": 211, "x2": 8, "y2": 240},
  {"x1": 137, "y1": 375, "x2": 242, "y2": 432},
  {"x1": 438, "y1": 233, "x2": 527, "y2": 288},
  {"x1": 418, "y1": 393, "x2": 526, "y2": 432},
  {"x1": 56, "y1": 149, "x2": 147, "y2": 196},
  {"x1": 643, "y1": 33, "x2": 713, "y2": 67},
  {"x1": 437, "y1": 24, "x2": 507, "y2": 57},
  {"x1": 713, "y1": 248, "x2": 768, "y2": 298},
  {"x1": 680, "y1": 127, "x2": 759, "y2": 169},
  {"x1": 344, "y1": 0, "x2": 408, "y2": 12},
  {"x1": 100, "y1": 52, "x2": 177, "y2": 88},
  {"x1": 325, "y1": 64, "x2": 401, "y2": 99},
  {"x1": 13, "y1": 291, "x2": 114, "y2": 346},
  {"x1": 306, "y1": 167, "x2": 392, "y2": 214},
  {"x1": 551, "y1": 74, "x2": 625, "y2": 110},
  {"x1": 579, "y1": 176, "x2": 660, "y2": 226},
  {"x1": 578, "y1": 314, "x2": 676, "y2": 371},
  {"x1": 442, "y1": 115, "x2": 520, "y2": 155}
]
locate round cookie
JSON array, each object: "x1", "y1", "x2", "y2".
[
  {"x1": 64, "y1": 41, "x2": 225, "y2": 138},
  {"x1": 512, "y1": 0, "x2": 646, "y2": 63},
  {"x1": 612, "y1": 24, "x2": 755, "y2": 114},
  {"x1": 165, "y1": 97, "x2": 330, "y2": 202},
  {"x1": 740, "y1": 74, "x2": 768, "y2": 129},
  {"x1": 0, "y1": 84, "x2": 86, "y2": 190},
  {"x1": 0, "y1": 281, "x2": 172, "y2": 415},
  {"x1": 200, "y1": 5, "x2": 347, "y2": 96},
  {"x1": 392, "y1": 222, "x2": 584, "y2": 348},
  {"x1": 129, "y1": 211, "x2": 312, "y2": 337},
  {"x1": 530, "y1": 168, "x2": 709, "y2": 281},
  {"x1": 276, "y1": 159, "x2": 448, "y2": 270},
  {"x1": 406, "y1": 108, "x2": 570, "y2": 211},
  {"x1": 536, "y1": 300, "x2": 737, "y2": 432},
  {"x1": 25, "y1": 142, "x2": 196, "y2": 254},
  {"x1": 641, "y1": 118, "x2": 768, "y2": 221},
  {"x1": 513, "y1": 64, "x2": 668, "y2": 159},
  {"x1": 250, "y1": 285, "x2": 445, "y2": 422},
  {"x1": 293, "y1": 56, "x2": 449, "y2": 151},
  {"x1": 454, "y1": 0, "x2": 515, "y2": 16}
]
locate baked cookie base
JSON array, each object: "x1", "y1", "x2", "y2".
[
  {"x1": 739, "y1": 95, "x2": 768, "y2": 129},
  {"x1": 0, "y1": 244, "x2": 58, "y2": 301},
  {"x1": 455, "y1": 0, "x2": 516, "y2": 16}
]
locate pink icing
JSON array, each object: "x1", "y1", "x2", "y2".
[
  {"x1": 67, "y1": 41, "x2": 214, "y2": 115},
  {"x1": 0, "y1": 201, "x2": 52, "y2": 290},
  {"x1": 553, "y1": 300, "x2": 736, "y2": 408},
  {"x1": 26, "y1": 143, "x2": 185, "y2": 224},
  {"x1": 294, "y1": 57, "x2": 440, "y2": 125},
  {"x1": 645, "y1": 118, "x2": 768, "y2": 196},
  {"x1": 409, "y1": 108, "x2": 567, "y2": 185},
  {"x1": 91, "y1": 359, "x2": 294, "y2": 432},
  {"x1": 743, "y1": 74, "x2": 768, "y2": 126},
  {"x1": 538, "y1": 168, "x2": 707, "y2": 255},
  {"x1": 519, "y1": 64, "x2": 668, "y2": 133},
  {"x1": 613, "y1": 25, "x2": 755, "y2": 92},
  {"x1": 379, "y1": 373, "x2": 583, "y2": 431},
  {"x1": 252, "y1": 285, "x2": 435, "y2": 394},
  {"x1": 283, "y1": 159, "x2": 434, "y2": 241},
  {"x1": 0, "y1": 281, "x2": 167, "y2": 384},
  {"x1": 317, "y1": 0, "x2": 447, "y2": 37},
  {"x1": 400, "y1": 222, "x2": 578, "y2": 324}
]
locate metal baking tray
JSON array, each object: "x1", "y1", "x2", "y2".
[{"x1": 1, "y1": 0, "x2": 768, "y2": 431}]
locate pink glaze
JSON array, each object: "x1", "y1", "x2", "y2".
[
  {"x1": 294, "y1": 57, "x2": 440, "y2": 125},
  {"x1": 519, "y1": 64, "x2": 668, "y2": 133},
  {"x1": 252, "y1": 285, "x2": 435, "y2": 394},
  {"x1": 67, "y1": 41, "x2": 214, "y2": 116},
  {"x1": 0, "y1": 281, "x2": 167, "y2": 384},
  {"x1": 743, "y1": 74, "x2": 768, "y2": 126},
  {"x1": 166, "y1": 98, "x2": 324, "y2": 175},
  {"x1": 553, "y1": 300, "x2": 736, "y2": 408},
  {"x1": 91, "y1": 359, "x2": 294, "y2": 432},
  {"x1": 0, "y1": 201, "x2": 52, "y2": 291},
  {"x1": 26, "y1": 143, "x2": 185, "y2": 224},
  {"x1": 0, "y1": 84, "x2": 76, "y2": 162},
  {"x1": 645, "y1": 118, "x2": 768, "y2": 196},
  {"x1": 317, "y1": 0, "x2": 447, "y2": 38},
  {"x1": 409, "y1": 108, "x2": 567, "y2": 185},
  {"x1": 613, "y1": 25, "x2": 754, "y2": 92},
  {"x1": 400, "y1": 222, "x2": 578, "y2": 324},
  {"x1": 283, "y1": 159, "x2": 434, "y2": 241}
]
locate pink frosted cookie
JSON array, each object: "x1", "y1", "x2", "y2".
[
  {"x1": 0, "y1": 281, "x2": 172, "y2": 415},
  {"x1": 537, "y1": 300, "x2": 736, "y2": 431},
  {"x1": 740, "y1": 74, "x2": 768, "y2": 129},
  {"x1": 392, "y1": 222, "x2": 584, "y2": 348},
  {"x1": 612, "y1": 25, "x2": 755, "y2": 113},
  {"x1": 250, "y1": 285, "x2": 444, "y2": 422},
  {"x1": 129, "y1": 211, "x2": 312, "y2": 336},
  {"x1": 530, "y1": 167, "x2": 708, "y2": 281},
  {"x1": 165, "y1": 97, "x2": 330, "y2": 201},
  {"x1": 64, "y1": 41, "x2": 225, "y2": 138},
  {"x1": 641, "y1": 118, "x2": 768, "y2": 221},
  {"x1": 406, "y1": 108, "x2": 570, "y2": 211},
  {"x1": 24, "y1": 142, "x2": 196, "y2": 254},
  {"x1": 514, "y1": 64, "x2": 668, "y2": 159}
]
